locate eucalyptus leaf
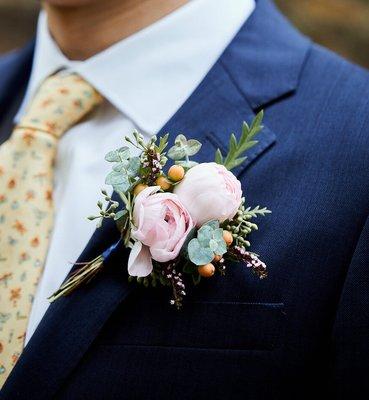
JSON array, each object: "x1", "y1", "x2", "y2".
[
  {"x1": 112, "y1": 161, "x2": 128, "y2": 173},
  {"x1": 180, "y1": 227, "x2": 196, "y2": 257},
  {"x1": 187, "y1": 239, "x2": 214, "y2": 265},
  {"x1": 114, "y1": 209, "x2": 127, "y2": 221},
  {"x1": 105, "y1": 146, "x2": 130, "y2": 162},
  {"x1": 196, "y1": 221, "x2": 220, "y2": 244},
  {"x1": 187, "y1": 220, "x2": 227, "y2": 265},
  {"x1": 114, "y1": 209, "x2": 128, "y2": 231},
  {"x1": 215, "y1": 238, "x2": 227, "y2": 255},
  {"x1": 168, "y1": 134, "x2": 202, "y2": 161},
  {"x1": 167, "y1": 146, "x2": 187, "y2": 160},
  {"x1": 197, "y1": 225, "x2": 214, "y2": 246},
  {"x1": 186, "y1": 139, "x2": 202, "y2": 156},
  {"x1": 118, "y1": 147, "x2": 131, "y2": 159},
  {"x1": 208, "y1": 239, "x2": 218, "y2": 252},
  {"x1": 126, "y1": 157, "x2": 141, "y2": 176},
  {"x1": 175, "y1": 134, "x2": 187, "y2": 146},
  {"x1": 204, "y1": 220, "x2": 220, "y2": 230},
  {"x1": 212, "y1": 227, "x2": 223, "y2": 241},
  {"x1": 105, "y1": 171, "x2": 130, "y2": 193},
  {"x1": 105, "y1": 150, "x2": 120, "y2": 163}
]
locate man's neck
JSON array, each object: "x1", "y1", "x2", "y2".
[{"x1": 43, "y1": 0, "x2": 188, "y2": 60}]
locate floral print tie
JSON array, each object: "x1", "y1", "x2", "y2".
[{"x1": 0, "y1": 72, "x2": 102, "y2": 386}]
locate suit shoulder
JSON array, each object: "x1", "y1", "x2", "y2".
[
  {"x1": 0, "y1": 49, "x2": 23, "y2": 68},
  {"x1": 299, "y1": 43, "x2": 369, "y2": 141},
  {"x1": 303, "y1": 43, "x2": 369, "y2": 110},
  {"x1": 295, "y1": 44, "x2": 369, "y2": 170},
  {"x1": 0, "y1": 41, "x2": 34, "y2": 72}
]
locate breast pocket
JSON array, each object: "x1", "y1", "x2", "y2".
[{"x1": 96, "y1": 299, "x2": 286, "y2": 351}]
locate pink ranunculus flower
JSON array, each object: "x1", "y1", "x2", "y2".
[
  {"x1": 128, "y1": 186, "x2": 194, "y2": 277},
  {"x1": 173, "y1": 162, "x2": 242, "y2": 226}
]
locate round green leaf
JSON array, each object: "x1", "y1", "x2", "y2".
[{"x1": 187, "y1": 239, "x2": 214, "y2": 265}]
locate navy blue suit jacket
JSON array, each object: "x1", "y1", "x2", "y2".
[{"x1": 1, "y1": 1, "x2": 369, "y2": 399}]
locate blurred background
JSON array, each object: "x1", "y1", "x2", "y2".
[{"x1": 0, "y1": 0, "x2": 368, "y2": 68}]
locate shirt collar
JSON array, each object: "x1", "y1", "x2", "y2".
[{"x1": 17, "y1": 0, "x2": 255, "y2": 133}]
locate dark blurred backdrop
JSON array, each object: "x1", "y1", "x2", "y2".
[{"x1": 0, "y1": 0, "x2": 368, "y2": 68}]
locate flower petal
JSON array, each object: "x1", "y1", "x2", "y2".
[{"x1": 127, "y1": 241, "x2": 153, "y2": 277}]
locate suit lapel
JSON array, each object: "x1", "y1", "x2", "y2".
[
  {"x1": 0, "y1": 40, "x2": 34, "y2": 145},
  {"x1": 158, "y1": 0, "x2": 311, "y2": 177},
  {"x1": 2, "y1": 1, "x2": 311, "y2": 398},
  {"x1": 159, "y1": 60, "x2": 277, "y2": 178}
]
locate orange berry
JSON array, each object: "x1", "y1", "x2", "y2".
[
  {"x1": 198, "y1": 263, "x2": 215, "y2": 278},
  {"x1": 168, "y1": 165, "x2": 185, "y2": 182},
  {"x1": 156, "y1": 176, "x2": 172, "y2": 191},
  {"x1": 223, "y1": 230, "x2": 233, "y2": 246},
  {"x1": 133, "y1": 183, "x2": 148, "y2": 196},
  {"x1": 213, "y1": 254, "x2": 222, "y2": 262}
]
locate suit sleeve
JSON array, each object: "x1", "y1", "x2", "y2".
[{"x1": 331, "y1": 215, "x2": 369, "y2": 398}]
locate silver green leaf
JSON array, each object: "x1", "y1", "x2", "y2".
[
  {"x1": 112, "y1": 161, "x2": 128, "y2": 173},
  {"x1": 187, "y1": 239, "x2": 214, "y2": 265},
  {"x1": 197, "y1": 224, "x2": 215, "y2": 246},
  {"x1": 187, "y1": 220, "x2": 227, "y2": 265},
  {"x1": 167, "y1": 146, "x2": 187, "y2": 161},
  {"x1": 203, "y1": 220, "x2": 219, "y2": 230},
  {"x1": 105, "y1": 171, "x2": 130, "y2": 193},
  {"x1": 208, "y1": 239, "x2": 218, "y2": 252},
  {"x1": 167, "y1": 134, "x2": 202, "y2": 161},
  {"x1": 114, "y1": 209, "x2": 127, "y2": 221},
  {"x1": 175, "y1": 134, "x2": 187, "y2": 146},
  {"x1": 110, "y1": 157, "x2": 140, "y2": 177},
  {"x1": 186, "y1": 139, "x2": 202, "y2": 156},
  {"x1": 126, "y1": 157, "x2": 141, "y2": 176},
  {"x1": 105, "y1": 146, "x2": 130, "y2": 163},
  {"x1": 215, "y1": 236, "x2": 227, "y2": 255}
]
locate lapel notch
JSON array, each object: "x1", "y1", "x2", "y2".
[{"x1": 220, "y1": 0, "x2": 311, "y2": 110}]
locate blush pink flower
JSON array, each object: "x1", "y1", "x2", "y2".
[
  {"x1": 173, "y1": 162, "x2": 242, "y2": 226},
  {"x1": 128, "y1": 186, "x2": 194, "y2": 277}
]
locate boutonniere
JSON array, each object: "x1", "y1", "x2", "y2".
[{"x1": 49, "y1": 111, "x2": 270, "y2": 308}]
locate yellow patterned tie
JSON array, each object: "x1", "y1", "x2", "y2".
[{"x1": 0, "y1": 72, "x2": 102, "y2": 385}]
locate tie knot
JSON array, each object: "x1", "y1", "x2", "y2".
[{"x1": 17, "y1": 72, "x2": 103, "y2": 138}]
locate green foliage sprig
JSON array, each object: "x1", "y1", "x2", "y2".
[
  {"x1": 223, "y1": 198, "x2": 271, "y2": 249},
  {"x1": 89, "y1": 132, "x2": 171, "y2": 244},
  {"x1": 215, "y1": 111, "x2": 264, "y2": 170},
  {"x1": 87, "y1": 190, "x2": 119, "y2": 228}
]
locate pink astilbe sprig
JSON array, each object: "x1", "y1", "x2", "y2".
[
  {"x1": 229, "y1": 246, "x2": 268, "y2": 279},
  {"x1": 162, "y1": 263, "x2": 186, "y2": 309},
  {"x1": 141, "y1": 146, "x2": 163, "y2": 185}
]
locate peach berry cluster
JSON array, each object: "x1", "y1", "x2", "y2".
[{"x1": 134, "y1": 165, "x2": 185, "y2": 196}]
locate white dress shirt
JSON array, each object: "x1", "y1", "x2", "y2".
[{"x1": 19, "y1": 0, "x2": 255, "y2": 343}]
